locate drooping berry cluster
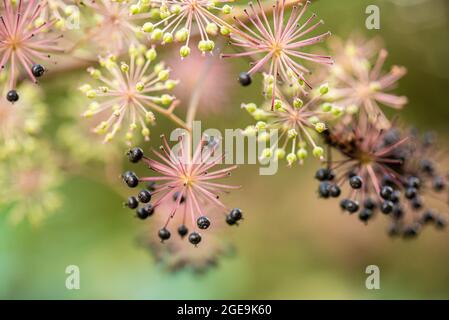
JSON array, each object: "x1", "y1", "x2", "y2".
[{"x1": 315, "y1": 123, "x2": 448, "y2": 238}]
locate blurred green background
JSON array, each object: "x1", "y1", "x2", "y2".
[{"x1": 1, "y1": 0, "x2": 449, "y2": 299}]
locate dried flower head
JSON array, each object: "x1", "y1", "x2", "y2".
[
  {"x1": 326, "y1": 44, "x2": 408, "y2": 128},
  {"x1": 0, "y1": 145, "x2": 63, "y2": 225},
  {"x1": 222, "y1": 0, "x2": 332, "y2": 108},
  {"x1": 80, "y1": 46, "x2": 182, "y2": 145},
  {"x1": 122, "y1": 134, "x2": 242, "y2": 246},
  {"x1": 242, "y1": 83, "x2": 339, "y2": 166},
  {"x1": 135, "y1": 0, "x2": 233, "y2": 57},
  {"x1": 81, "y1": 0, "x2": 150, "y2": 53},
  {"x1": 0, "y1": 0, "x2": 63, "y2": 100},
  {"x1": 316, "y1": 122, "x2": 448, "y2": 238},
  {"x1": 137, "y1": 201, "x2": 234, "y2": 273},
  {"x1": 0, "y1": 83, "x2": 46, "y2": 159}
]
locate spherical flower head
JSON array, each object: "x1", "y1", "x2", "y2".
[
  {"x1": 326, "y1": 43, "x2": 408, "y2": 128},
  {"x1": 137, "y1": 202, "x2": 234, "y2": 273},
  {"x1": 0, "y1": 144, "x2": 63, "y2": 225},
  {"x1": 138, "y1": 0, "x2": 233, "y2": 57},
  {"x1": 221, "y1": 0, "x2": 333, "y2": 108},
  {"x1": 82, "y1": 0, "x2": 151, "y2": 53},
  {"x1": 122, "y1": 134, "x2": 242, "y2": 246},
  {"x1": 0, "y1": 0, "x2": 63, "y2": 96},
  {"x1": 80, "y1": 46, "x2": 180, "y2": 146},
  {"x1": 0, "y1": 83, "x2": 47, "y2": 159},
  {"x1": 243, "y1": 84, "x2": 340, "y2": 167}
]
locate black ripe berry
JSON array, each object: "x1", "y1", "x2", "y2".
[
  {"x1": 340, "y1": 199, "x2": 349, "y2": 210},
  {"x1": 126, "y1": 196, "x2": 139, "y2": 209},
  {"x1": 318, "y1": 181, "x2": 330, "y2": 198},
  {"x1": 349, "y1": 175, "x2": 363, "y2": 189},
  {"x1": 122, "y1": 171, "x2": 139, "y2": 188},
  {"x1": 403, "y1": 225, "x2": 420, "y2": 238},
  {"x1": 6, "y1": 90, "x2": 19, "y2": 102},
  {"x1": 363, "y1": 198, "x2": 376, "y2": 210},
  {"x1": 137, "y1": 189, "x2": 152, "y2": 203},
  {"x1": 226, "y1": 214, "x2": 236, "y2": 226},
  {"x1": 31, "y1": 64, "x2": 45, "y2": 77},
  {"x1": 188, "y1": 232, "x2": 202, "y2": 245},
  {"x1": 345, "y1": 200, "x2": 359, "y2": 213},
  {"x1": 315, "y1": 168, "x2": 330, "y2": 181},
  {"x1": 127, "y1": 147, "x2": 144, "y2": 163},
  {"x1": 411, "y1": 197, "x2": 422, "y2": 210},
  {"x1": 136, "y1": 207, "x2": 149, "y2": 219},
  {"x1": 230, "y1": 208, "x2": 243, "y2": 221},
  {"x1": 158, "y1": 228, "x2": 171, "y2": 241},
  {"x1": 329, "y1": 184, "x2": 341, "y2": 198},
  {"x1": 380, "y1": 201, "x2": 394, "y2": 214},
  {"x1": 197, "y1": 216, "x2": 211, "y2": 229},
  {"x1": 433, "y1": 177, "x2": 445, "y2": 191},
  {"x1": 178, "y1": 225, "x2": 188, "y2": 237},
  {"x1": 407, "y1": 176, "x2": 421, "y2": 189},
  {"x1": 238, "y1": 72, "x2": 252, "y2": 86},
  {"x1": 136, "y1": 204, "x2": 154, "y2": 219},
  {"x1": 380, "y1": 186, "x2": 394, "y2": 200},
  {"x1": 405, "y1": 187, "x2": 417, "y2": 199},
  {"x1": 358, "y1": 209, "x2": 373, "y2": 222}
]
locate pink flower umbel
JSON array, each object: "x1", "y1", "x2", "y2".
[
  {"x1": 316, "y1": 122, "x2": 448, "y2": 238},
  {"x1": 81, "y1": 0, "x2": 150, "y2": 53},
  {"x1": 80, "y1": 47, "x2": 183, "y2": 145},
  {"x1": 242, "y1": 83, "x2": 339, "y2": 166},
  {"x1": 0, "y1": 0, "x2": 63, "y2": 101},
  {"x1": 137, "y1": 0, "x2": 233, "y2": 57},
  {"x1": 122, "y1": 134, "x2": 242, "y2": 246},
  {"x1": 327, "y1": 46, "x2": 408, "y2": 128},
  {"x1": 222, "y1": 0, "x2": 332, "y2": 108}
]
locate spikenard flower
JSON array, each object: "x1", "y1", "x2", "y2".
[
  {"x1": 242, "y1": 83, "x2": 341, "y2": 166},
  {"x1": 122, "y1": 134, "x2": 243, "y2": 246},
  {"x1": 80, "y1": 46, "x2": 183, "y2": 145},
  {"x1": 326, "y1": 44, "x2": 408, "y2": 128},
  {"x1": 221, "y1": 0, "x2": 332, "y2": 108},
  {"x1": 0, "y1": 0, "x2": 63, "y2": 101},
  {"x1": 315, "y1": 122, "x2": 448, "y2": 238},
  {"x1": 0, "y1": 144, "x2": 63, "y2": 225},
  {"x1": 136, "y1": 0, "x2": 233, "y2": 57},
  {"x1": 0, "y1": 82, "x2": 46, "y2": 159},
  {"x1": 38, "y1": 0, "x2": 80, "y2": 30},
  {"x1": 80, "y1": 0, "x2": 151, "y2": 53},
  {"x1": 137, "y1": 201, "x2": 234, "y2": 273}
]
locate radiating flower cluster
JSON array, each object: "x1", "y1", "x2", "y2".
[
  {"x1": 80, "y1": 46, "x2": 181, "y2": 145},
  {"x1": 122, "y1": 134, "x2": 243, "y2": 246},
  {"x1": 138, "y1": 201, "x2": 234, "y2": 273},
  {"x1": 0, "y1": 0, "x2": 63, "y2": 100},
  {"x1": 315, "y1": 122, "x2": 448, "y2": 238},
  {"x1": 242, "y1": 83, "x2": 341, "y2": 166},
  {"x1": 0, "y1": 83, "x2": 46, "y2": 159},
  {"x1": 222, "y1": 0, "x2": 332, "y2": 108},
  {"x1": 0, "y1": 144, "x2": 63, "y2": 225},
  {"x1": 39, "y1": 0, "x2": 80, "y2": 30},
  {"x1": 326, "y1": 39, "x2": 408, "y2": 128},
  {"x1": 135, "y1": 0, "x2": 233, "y2": 57},
  {"x1": 81, "y1": 0, "x2": 151, "y2": 53}
]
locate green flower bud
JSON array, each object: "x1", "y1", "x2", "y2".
[
  {"x1": 142, "y1": 22, "x2": 154, "y2": 33},
  {"x1": 293, "y1": 98, "x2": 303, "y2": 109},
  {"x1": 163, "y1": 32, "x2": 173, "y2": 43},
  {"x1": 297, "y1": 148, "x2": 308, "y2": 160},
  {"x1": 151, "y1": 28, "x2": 163, "y2": 41},
  {"x1": 220, "y1": 26, "x2": 231, "y2": 36},
  {"x1": 313, "y1": 146, "x2": 324, "y2": 159},
  {"x1": 286, "y1": 153, "x2": 297, "y2": 165},
  {"x1": 175, "y1": 28, "x2": 189, "y2": 42},
  {"x1": 179, "y1": 45, "x2": 191, "y2": 58}
]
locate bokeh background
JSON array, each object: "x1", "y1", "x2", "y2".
[{"x1": 1, "y1": 0, "x2": 449, "y2": 299}]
